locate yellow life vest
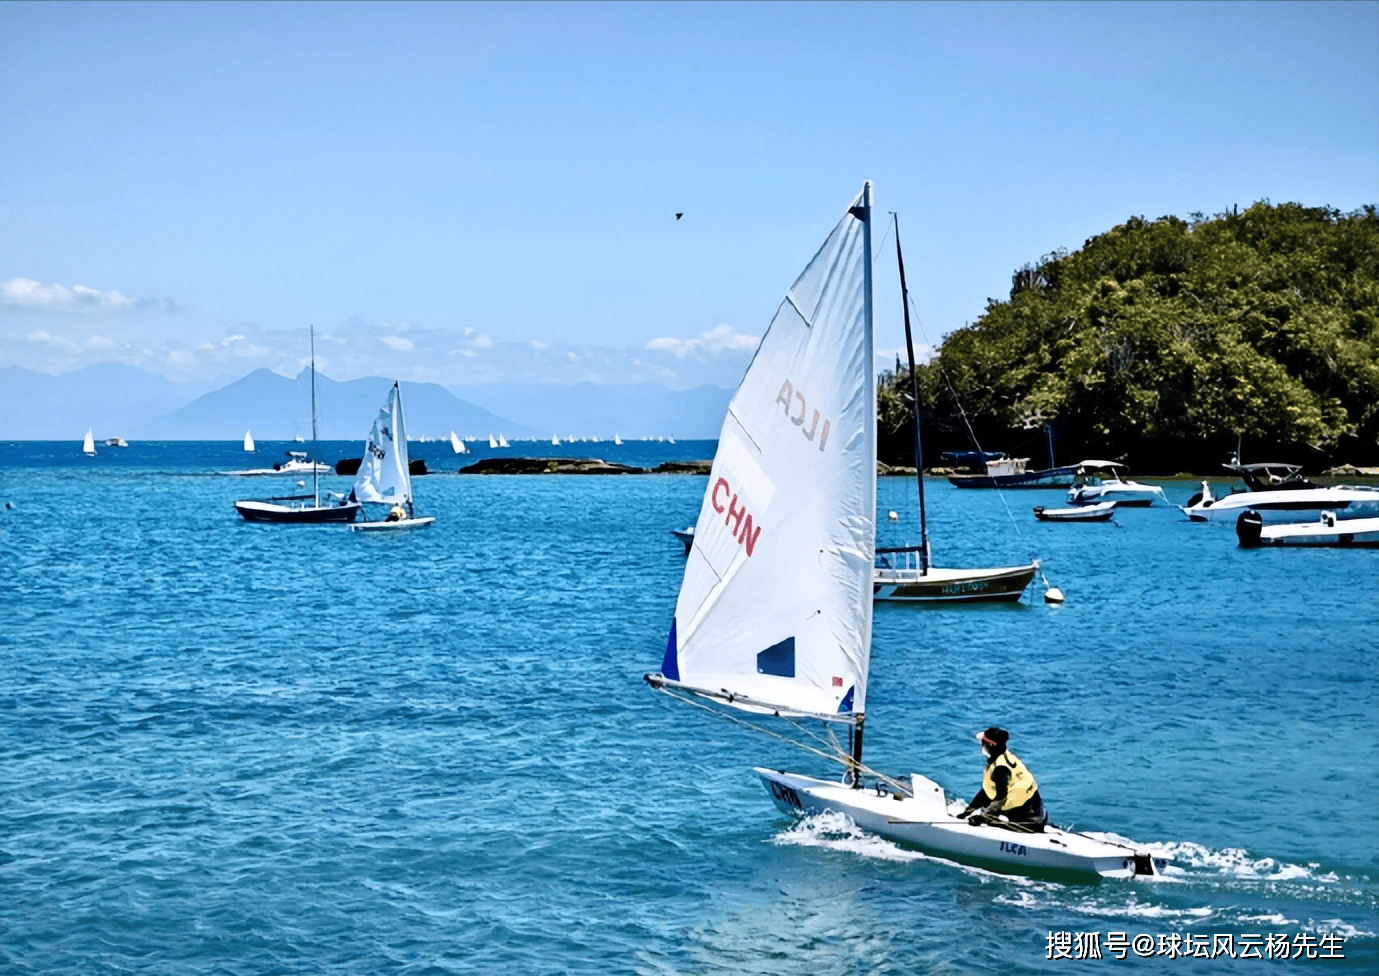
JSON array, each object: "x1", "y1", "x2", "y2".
[{"x1": 982, "y1": 749, "x2": 1038, "y2": 811}]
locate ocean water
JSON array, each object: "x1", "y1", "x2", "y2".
[{"x1": 2, "y1": 441, "x2": 1376, "y2": 974}]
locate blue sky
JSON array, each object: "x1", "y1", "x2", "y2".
[{"x1": 3, "y1": 1, "x2": 1376, "y2": 390}]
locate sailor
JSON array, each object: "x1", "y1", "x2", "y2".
[
  {"x1": 957, "y1": 726, "x2": 1048, "y2": 832},
  {"x1": 387, "y1": 504, "x2": 406, "y2": 522}
]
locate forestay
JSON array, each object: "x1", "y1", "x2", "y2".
[
  {"x1": 656, "y1": 184, "x2": 875, "y2": 723},
  {"x1": 353, "y1": 382, "x2": 413, "y2": 505}
]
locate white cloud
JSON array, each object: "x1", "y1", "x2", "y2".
[
  {"x1": 1, "y1": 277, "x2": 138, "y2": 311},
  {"x1": 379, "y1": 335, "x2": 414, "y2": 351},
  {"x1": 86, "y1": 335, "x2": 116, "y2": 350},
  {"x1": 646, "y1": 323, "x2": 759, "y2": 360}
]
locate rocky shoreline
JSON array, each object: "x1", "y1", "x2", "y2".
[{"x1": 457, "y1": 456, "x2": 713, "y2": 475}]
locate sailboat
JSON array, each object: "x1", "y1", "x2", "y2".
[
  {"x1": 449, "y1": 431, "x2": 467, "y2": 454},
  {"x1": 872, "y1": 215, "x2": 1038, "y2": 603},
  {"x1": 645, "y1": 184, "x2": 1159, "y2": 880},
  {"x1": 349, "y1": 382, "x2": 435, "y2": 532},
  {"x1": 82, "y1": 429, "x2": 96, "y2": 456},
  {"x1": 243, "y1": 430, "x2": 255, "y2": 452},
  {"x1": 497, "y1": 434, "x2": 509, "y2": 448},
  {"x1": 234, "y1": 327, "x2": 361, "y2": 524},
  {"x1": 488, "y1": 435, "x2": 499, "y2": 449}
]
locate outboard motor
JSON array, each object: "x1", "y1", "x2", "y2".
[{"x1": 1236, "y1": 509, "x2": 1264, "y2": 547}]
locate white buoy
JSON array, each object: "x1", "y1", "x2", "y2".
[
  {"x1": 1044, "y1": 585, "x2": 1065, "y2": 604},
  {"x1": 887, "y1": 510, "x2": 899, "y2": 521},
  {"x1": 297, "y1": 480, "x2": 306, "y2": 488}
]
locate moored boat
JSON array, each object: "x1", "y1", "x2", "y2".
[
  {"x1": 1066, "y1": 461, "x2": 1167, "y2": 507},
  {"x1": 1034, "y1": 501, "x2": 1117, "y2": 522},
  {"x1": 1236, "y1": 509, "x2": 1379, "y2": 548}
]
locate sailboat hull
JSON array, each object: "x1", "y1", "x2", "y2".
[
  {"x1": 348, "y1": 516, "x2": 436, "y2": 532},
  {"x1": 872, "y1": 563, "x2": 1037, "y2": 603},
  {"x1": 234, "y1": 499, "x2": 361, "y2": 523},
  {"x1": 754, "y1": 768, "x2": 1158, "y2": 881}
]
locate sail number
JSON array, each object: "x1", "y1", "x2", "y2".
[
  {"x1": 775, "y1": 379, "x2": 831, "y2": 451},
  {"x1": 769, "y1": 780, "x2": 803, "y2": 811},
  {"x1": 710, "y1": 477, "x2": 762, "y2": 557}
]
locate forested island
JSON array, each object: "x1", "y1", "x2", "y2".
[{"x1": 880, "y1": 202, "x2": 1379, "y2": 473}]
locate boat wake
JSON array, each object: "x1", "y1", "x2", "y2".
[{"x1": 774, "y1": 813, "x2": 1376, "y2": 941}]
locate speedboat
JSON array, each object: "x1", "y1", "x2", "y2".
[
  {"x1": 225, "y1": 451, "x2": 333, "y2": 476},
  {"x1": 1183, "y1": 480, "x2": 1379, "y2": 524},
  {"x1": 1236, "y1": 509, "x2": 1379, "y2": 548},
  {"x1": 1066, "y1": 461, "x2": 1167, "y2": 507}
]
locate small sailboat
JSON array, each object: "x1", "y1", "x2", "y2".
[
  {"x1": 645, "y1": 184, "x2": 1159, "y2": 880},
  {"x1": 82, "y1": 429, "x2": 96, "y2": 456},
  {"x1": 243, "y1": 430, "x2": 255, "y2": 452},
  {"x1": 614, "y1": 434, "x2": 623, "y2": 446},
  {"x1": 349, "y1": 382, "x2": 435, "y2": 532},
  {"x1": 450, "y1": 431, "x2": 467, "y2": 454},
  {"x1": 488, "y1": 435, "x2": 499, "y2": 449},
  {"x1": 234, "y1": 327, "x2": 361, "y2": 524},
  {"x1": 552, "y1": 435, "x2": 561, "y2": 446},
  {"x1": 873, "y1": 215, "x2": 1038, "y2": 603},
  {"x1": 497, "y1": 434, "x2": 509, "y2": 448}
]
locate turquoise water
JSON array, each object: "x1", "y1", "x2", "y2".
[{"x1": 2, "y1": 442, "x2": 1376, "y2": 974}]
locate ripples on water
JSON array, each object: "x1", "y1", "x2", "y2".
[{"x1": 1, "y1": 443, "x2": 1376, "y2": 973}]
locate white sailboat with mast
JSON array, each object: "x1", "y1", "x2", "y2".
[
  {"x1": 349, "y1": 382, "x2": 435, "y2": 532},
  {"x1": 646, "y1": 184, "x2": 1160, "y2": 880},
  {"x1": 873, "y1": 214, "x2": 1039, "y2": 603}
]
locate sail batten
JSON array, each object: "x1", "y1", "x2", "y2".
[{"x1": 657, "y1": 184, "x2": 876, "y2": 725}]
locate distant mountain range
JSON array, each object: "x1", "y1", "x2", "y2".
[{"x1": 0, "y1": 364, "x2": 732, "y2": 441}]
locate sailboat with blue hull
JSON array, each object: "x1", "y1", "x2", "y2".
[{"x1": 646, "y1": 183, "x2": 1160, "y2": 880}]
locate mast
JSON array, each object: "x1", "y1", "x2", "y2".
[
  {"x1": 893, "y1": 214, "x2": 930, "y2": 573},
  {"x1": 849, "y1": 180, "x2": 874, "y2": 786},
  {"x1": 310, "y1": 325, "x2": 319, "y2": 507}
]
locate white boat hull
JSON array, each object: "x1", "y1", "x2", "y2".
[
  {"x1": 348, "y1": 516, "x2": 436, "y2": 532},
  {"x1": 755, "y1": 768, "x2": 1159, "y2": 880},
  {"x1": 1184, "y1": 486, "x2": 1379, "y2": 523},
  {"x1": 1034, "y1": 501, "x2": 1117, "y2": 521},
  {"x1": 1237, "y1": 511, "x2": 1379, "y2": 548}
]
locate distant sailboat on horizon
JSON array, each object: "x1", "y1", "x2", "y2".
[
  {"x1": 82, "y1": 428, "x2": 96, "y2": 456},
  {"x1": 244, "y1": 429, "x2": 256, "y2": 452},
  {"x1": 450, "y1": 431, "x2": 467, "y2": 454}
]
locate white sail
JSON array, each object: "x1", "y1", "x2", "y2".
[
  {"x1": 656, "y1": 184, "x2": 875, "y2": 722},
  {"x1": 450, "y1": 431, "x2": 466, "y2": 454},
  {"x1": 498, "y1": 434, "x2": 508, "y2": 448},
  {"x1": 489, "y1": 435, "x2": 499, "y2": 449},
  {"x1": 352, "y1": 383, "x2": 412, "y2": 505},
  {"x1": 243, "y1": 429, "x2": 255, "y2": 452},
  {"x1": 83, "y1": 428, "x2": 96, "y2": 456}
]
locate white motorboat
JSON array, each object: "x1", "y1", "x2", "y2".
[
  {"x1": 1182, "y1": 480, "x2": 1379, "y2": 524},
  {"x1": 1033, "y1": 501, "x2": 1117, "y2": 522},
  {"x1": 645, "y1": 184, "x2": 1160, "y2": 881},
  {"x1": 224, "y1": 451, "x2": 332, "y2": 477},
  {"x1": 1066, "y1": 461, "x2": 1167, "y2": 507},
  {"x1": 348, "y1": 382, "x2": 435, "y2": 532},
  {"x1": 1236, "y1": 509, "x2": 1379, "y2": 548}
]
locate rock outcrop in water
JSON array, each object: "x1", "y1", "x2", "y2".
[{"x1": 457, "y1": 457, "x2": 714, "y2": 475}]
